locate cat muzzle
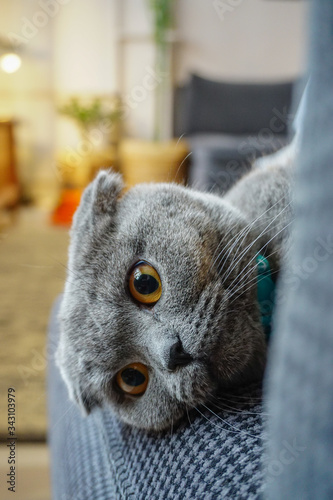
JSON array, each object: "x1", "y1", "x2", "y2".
[{"x1": 167, "y1": 340, "x2": 193, "y2": 371}]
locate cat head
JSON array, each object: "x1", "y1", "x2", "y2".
[{"x1": 56, "y1": 170, "x2": 266, "y2": 430}]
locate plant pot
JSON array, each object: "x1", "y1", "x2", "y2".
[
  {"x1": 51, "y1": 188, "x2": 82, "y2": 226},
  {"x1": 89, "y1": 146, "x2": 119, "y2": 182},
  {"x1": 56, "y1": 152, "x2": 91, "y2": 188},
  {"x1": 119, "y1": 138, "x2": 189, "y2": 188}
]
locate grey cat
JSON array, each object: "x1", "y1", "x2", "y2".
[{"x1": 56, "y1": 152, "x2": 293, "y2": 431}]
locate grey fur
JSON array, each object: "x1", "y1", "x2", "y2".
[{"x1": 56, "y1": 156, "x2": 293, "y2": 431}]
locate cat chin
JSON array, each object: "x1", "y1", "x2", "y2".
[
  {"x1": 112, "y1": 404, "x2": 186, "y2": 432},
  {"x1": 104, "y1": 391, "x2": 185, "y2": 431},
  {"x1": 102, "y1": 362, "x2": 213, "y2": 431}
]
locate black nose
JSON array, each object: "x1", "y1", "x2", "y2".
[{"x1": 168, "y1": 340, "x2": 193, "y2": 371}]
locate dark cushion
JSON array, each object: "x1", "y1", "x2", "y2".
[
  {"x1": 184, "y1": 74, "x2": 295, "y2": 136},
  {"x1": 187, "y1": 134, "x2": 289, "y2": 194},
  {"x1": 188, "y1": 133, "x2": 288, "y2": 160}
]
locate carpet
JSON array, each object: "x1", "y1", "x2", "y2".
[{"x1": 0, "y1": 208, "x2": 69, "y2": 440}]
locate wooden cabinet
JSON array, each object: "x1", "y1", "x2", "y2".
[{"x1": 0, "y1": 120, "x2": 19, "y2": 209}]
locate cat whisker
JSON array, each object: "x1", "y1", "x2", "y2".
[
  {"x1": 217, "y1": 218, "x2": 270, "y2": 279},
  {"x1": 195, "y1": 404, "x2": 261, "y2": 440},
  {"x1": 210, "y1": 218, "x2": 245, "y2": 267},
  {"x1": 228, "y1": 273, "x2": 274, "y2": 308},
  {"x1": 213, "y1": 221, "x2": 254, "y2": 274},
  {"x1": 208, "y1": 390, "x2": 263, "y2": 403},
  {"x1": 172, "y1": 151, "x2": 192, "y2": 183},
  {"x1": 211, "y1": 215, "x2": 268, "y2": 274},
  {"x1": 210, "y1": 404, "x2": 265, "y2": 417},
  {"x1": 54, "y1": 258, "x2": 110, "y2": 299},
  {"x1": 62, "y1": 276, "x2": 114, "y2": 307},
  {"x1": 222, "y1": 228, "x2": 278, "y2": 288},
  {"x1": 170, "y1": 417, "x2": 174, "y2": 437},
  {"x1": 57, "y1": 257, "x2": 131, "y2": 310},
  {"x1": 186, "y1": 407, "x2": 193, "y2": 428},
  {"x1": 220, "y1": 213, "x2": 286, "y2": 288},
  {"x1": 207, "y1": 396, "x2": 268, "y2": 416},
  {"x1": 229, "y1": 252, "x2": 288, "y2": 314},
  {"x1": 209, "y1": 197, "x2": 276, "y2": 264},
  {"x1": 223, "y1": 245, "x2": 286, "y2": 311},
  {"x1": 228, "y1": 268, "x2": 280, "y2": 306},
  {"x1": 212, "y1": 194, "x2": 289, "y2": 277},
  {"x1": 221, "y1": 202, "x2": 292, "y2": 286},
  {"x1": 213, "y1": 396, "x2": 263, "y2": 406},
  {"x1": 226, "y1": 219, "x2": 293, "y2": 302},
  {"x1": 226, "y1": 247, "x2": 280, "y2": 300},
  {"x1": 49, "y1": 257, "x2": 94, "y2": 291},
  {"x1": 224, "y1": 200, "x2": 291, "y2": 276}
]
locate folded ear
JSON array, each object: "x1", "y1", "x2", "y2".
[
  {"x1": 69, "y1": 169, "x2": 124, "y2": 258},
  {"x1": 90, "y1": 169, "x2": 124, "y2": 217}
]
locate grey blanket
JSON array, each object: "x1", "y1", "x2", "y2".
[{"x1": 264, "y1": 0, "x2": 333, "y2": 498}]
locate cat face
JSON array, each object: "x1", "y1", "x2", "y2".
[{"x1": 56, "y1": 171, "x2": 266, "y2": 430}]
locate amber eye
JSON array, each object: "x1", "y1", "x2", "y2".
[
  {"x1": 128, "y1": 261, "x2": 162, "y2": 305},
  {"x1": 116, "y1": 363, "x2": 149, "y2": 396}
]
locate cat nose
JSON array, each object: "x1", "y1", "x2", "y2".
[{"x1": 167, "y1": 340, "x2": 193, "y2": 371}]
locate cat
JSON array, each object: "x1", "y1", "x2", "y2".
[{"x1": 56, "y1": 146, "x2": 294, "y2": 431}]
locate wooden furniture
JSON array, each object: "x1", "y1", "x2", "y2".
[{"x1": 0, "y1": 119, "x2": 20, "y2": 209}]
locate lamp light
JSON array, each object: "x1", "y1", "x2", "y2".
[
  {"x1": 0, "y1": 52, "x2": 22, "y2": 73},
  {"x1": 0, "y1": 35, "x2": 22, "y2": 74}
]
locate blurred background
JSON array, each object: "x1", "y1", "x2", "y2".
[{"x1": 0, "y1": 0, "x2": 307, "y2": 498}]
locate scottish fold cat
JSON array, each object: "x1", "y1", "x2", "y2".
[{"x1": 56, "y1": 147, "x2": 293, "y2": 431}]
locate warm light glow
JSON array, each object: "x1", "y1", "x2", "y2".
[{"x1": 0, "y1": 53, "x2": 21, "y2": 73}]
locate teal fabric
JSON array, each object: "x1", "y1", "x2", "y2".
[{"x1": 256, "y1": 254, "x2": 276, "y2": 340}]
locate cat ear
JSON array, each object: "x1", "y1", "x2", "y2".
[
  {"x1": 71, "y1": 169, "x2": 124, "y2": 237},
  {"x1": 91, "y1": 169, "x2": 124, "y2": 217},
  {"x1": 74, "y1": 386, "x2": 101, "y2": 416}
]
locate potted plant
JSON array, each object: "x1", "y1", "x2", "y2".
[
  {"x1": 119, "y1": 0, "x2": 189, "y2": 188},
  {"x1": 52, "y1": 96, "x2": 121, "y2": 225},
  {"x1": 58, "y1": 97, "x2": 120, "y2": 143}
]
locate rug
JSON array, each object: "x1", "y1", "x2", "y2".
[{"x1": 0, "y1": 208, "x2": 69, "y2": 440}]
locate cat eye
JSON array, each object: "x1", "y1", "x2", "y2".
[
  {"x1": 128, "y1": 261, "x2": 162, "y2": 306},
  {"x1": 116, "y1": 362, "x2": 149, "y2": 396}
]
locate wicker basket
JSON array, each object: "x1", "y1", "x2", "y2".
[{"x1": 119, "y1": 138, "x2": 189, "y2": 188}]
